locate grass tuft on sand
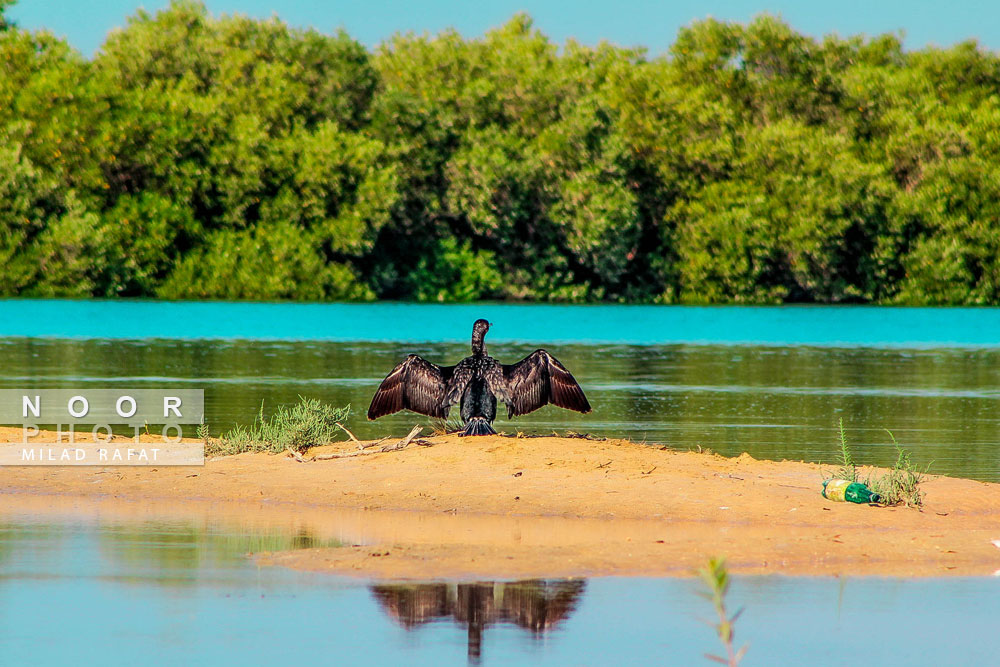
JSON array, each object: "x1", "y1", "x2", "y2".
[
  {"x1": 835, "y1": 418, "x2": 856, "y2": 482},
  {"x1": 831, "y1": 420, "x2": 927, "y2": 507},
  {"x1": 866, "y1": 429, "x2": 927, "y2": 508},
  {"x1": 205, "y1": 397, "x2": 351, "y2": 456}
]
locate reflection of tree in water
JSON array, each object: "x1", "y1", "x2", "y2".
[
  {"x1": 371, "y1": 579, "x2": 586, "y2": 664},
  {"x1": 92, "y1": 523, "x2": 331, "y2": 584}
]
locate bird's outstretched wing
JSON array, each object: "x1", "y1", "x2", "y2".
[
  {"x1": 368, "y1": 354, "x2": 454, "y2": 420},
  {"x1": 502, "y1": 349, "x2": 591, "y2": 418}
]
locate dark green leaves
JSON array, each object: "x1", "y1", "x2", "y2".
[{"x1": 3, "y1": 6, "x2": 1000, "y2": 303}]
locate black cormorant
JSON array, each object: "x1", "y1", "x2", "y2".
[{"x1": 368, "y1": 319, "x2": 591, "y2": 436}]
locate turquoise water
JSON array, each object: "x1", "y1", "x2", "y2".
[
  {"x1": 1, "y1": 300, "x2": 999, "y2": 480},
  {"x1": 0, "y1": 514, "x2": 997, "y2": 666},
  {"x1": 5, "y1": 299, "x2": 1000, "y2": 347}
]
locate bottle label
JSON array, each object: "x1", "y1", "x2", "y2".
[{"x1": 823, "y1": 479, "x2": 851, "y2": 502}]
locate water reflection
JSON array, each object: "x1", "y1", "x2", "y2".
[
  {"x1": 372, "y1": 580, "x2": 586, "y2": 664},
  {"x1": 0, "y1": 515, "x2": 340, "y2": 586},
  {"x1": 3, "y1": 505, "x2": 1000, "y2": 665}
]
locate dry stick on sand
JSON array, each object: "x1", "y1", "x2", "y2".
[
  {"x1": 336, "y1": 422, "x2": 361, "y2": 444},
  {"x1": 284, "y1": 432, "x2": 390, "y2": 464},
  {"x1": 379, "y1": 425, "x2": 423, "y2": 452},
  {"x1": 358, "y1": 437, "x2": 391, "y2": 451},
  {"x1": 307, "y1": 426, "x2": 425, "y2": 461}
]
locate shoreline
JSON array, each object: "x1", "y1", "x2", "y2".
[{"x1": 2, "y1": 426, "x2": 998, "y2": 580}]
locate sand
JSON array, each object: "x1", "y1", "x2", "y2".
[{"x1": 2, "y1": 426, "x2": 998, "y2": 580}]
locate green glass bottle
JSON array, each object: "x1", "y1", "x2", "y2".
[{"x1": 822, "y1": 479, "x2": 881, "y2": 504}]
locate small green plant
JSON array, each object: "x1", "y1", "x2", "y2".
[
  {"x1": 207, "y1": 397, "x2": 351, "y2": 456},
  {"x1": 865, "y1": 429, "x2": 927, "y2": 508},
  {"x1": 829, "y1": 422, "x2": 927, "y2": 508},
  {"x1": 834, "y1": 417, "x2": 857, "y2": 482},
  {"x1": 197, "y1": 423, "x2": 210, "y2": 441},
  {"x1": 698, "y1": 557, "x2": 747, "y2": 666}
]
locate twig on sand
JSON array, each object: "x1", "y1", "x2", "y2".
[
  {"x1": 286, "y1": 437, "x2": 389, "y2": 461},
  {"x1": 310, "y1": 426, "x2": 425, "y2": 461},
  {"x1": 359, "y1": 437, "x2": 391, "y2": 451},
  {"x1": 515, "y1": 431, "x2": 607, "y2": 441},
  {"x1": 566, "y1": 431, "x2": 608, "y2": 441},
  {"x1": 380, "y1": 425, "x2": 423, "y2": 452},
  {"x1": 336, "y1": 422, "x2": 361, "y2": 444},
  {"x1": 310, "y1": 449, "x2": 369, "y2": 461}
]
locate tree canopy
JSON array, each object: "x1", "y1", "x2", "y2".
[{"x1": 3, "y1": 1, "x2": 1000, "y2": 303}]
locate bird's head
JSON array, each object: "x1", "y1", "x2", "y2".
[{"x1": 473, "y1": 319, "x2": 492, "y2": 337}]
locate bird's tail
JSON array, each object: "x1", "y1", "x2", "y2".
[{"x1": 459, "y1": 417, "x2": 496, "y2": 437}]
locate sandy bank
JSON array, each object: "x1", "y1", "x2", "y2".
[{"x1": 2, "y1": 426, "x2": 998, "y2": 580}]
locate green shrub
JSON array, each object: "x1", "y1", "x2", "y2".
[
  {"x1": 831, "y1": 422, "x2": 927, "y2": 507},
  {"x1": 208, "y1": 397, "x2": 351, "y2": 456},
  {"x1": 865, "y1": 430, "x2": 927, "y2": 507},
  {"x1": 7, "y1": 6, "x2": 1000, "y2": 304}
]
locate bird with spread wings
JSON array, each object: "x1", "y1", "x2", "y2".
[{"x1": 368, "y1": 319, "x2": 591, "y2": 436}]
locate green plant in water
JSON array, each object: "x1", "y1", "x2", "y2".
[
  {"x1": 208, "y1": 397, "x2": 351, "y2": 456},
  {"x1": 698, "y1": 557, "x2": 747, "y2": 666}
]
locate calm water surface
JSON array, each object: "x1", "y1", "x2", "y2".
[
  {"x1": 5, "y1": 300, "x2": 1000, "y2": 347},
  {"x1": 1, "y1": 513, "x2": 998, "y2": 666},
  {"x1": 0, "y1": 301, "x2": 998, "y2": 480}
]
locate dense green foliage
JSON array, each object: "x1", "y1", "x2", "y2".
[
  {"x1": 208, "y1": 397, "x2": 351, "y2": 455},
  {"x1": 3, "y1": 1, "x2": 1000, "y2": 303}
]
